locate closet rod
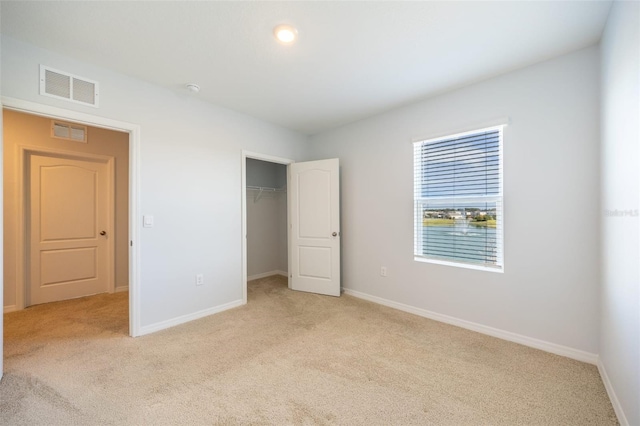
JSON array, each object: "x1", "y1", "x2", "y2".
[
  {"x1": 247, "y1": 185, "x2": 286, "y2": 202},
  {"x1": 246, "y1": 185, "x2": 286, "y2": 192}
]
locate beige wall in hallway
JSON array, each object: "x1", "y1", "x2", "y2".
[{"x1": 3, "y1": 109, "x2": 129, "y2": 308}]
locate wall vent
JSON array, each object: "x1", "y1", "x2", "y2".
[
  {"x1": 40, "y1": 65, "x2": 99, "y2": 107},
  {"x1": 51, "y1": 120, "x2": 88, "y2": 143}
]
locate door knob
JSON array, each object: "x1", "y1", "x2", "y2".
[
  {"x1": 332, "y1": 232, "x2": 338, "y2": 237},
  {"x1": 100, "y1": 231, "x2": 107, "y2": 236}
]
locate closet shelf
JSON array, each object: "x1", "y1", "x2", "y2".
[{"x1": 247, "y1": 185, "x2": 286, "y2": 202}]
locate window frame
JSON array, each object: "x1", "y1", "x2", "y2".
[{"x1": 413, "y1": 125, "x2": 505, "y2": 273}]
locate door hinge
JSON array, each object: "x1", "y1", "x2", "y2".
[{"x1": 130, "y1": 240, "x2": 133, "y2": 246}]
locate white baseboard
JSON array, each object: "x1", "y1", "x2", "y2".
[
  {"x1": 114, "y1": 286, "x2": 129, "y2": 293},
  {"x1": 598, "y1": 357, "x2": 629, "y2": 426},
  {"x1": 343, "y1": 288, "x2": 598, "y2": 365},
  {"x1": 138, "y1": 299, "x2": 244, "y2": 336},
  {"x1": 248, "y1": 270, "x2": 288, "y2": 281},
  {"x1": 3, "y1": 305, "x2": 18, "y2": 314}
]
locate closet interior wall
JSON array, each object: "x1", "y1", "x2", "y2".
[{"x1": 246, "y1": 158, "x2": 288, "y2": 279}]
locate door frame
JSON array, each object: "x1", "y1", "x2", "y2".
[
  {"x1": 241, "y1": 150, "x2": 293, "y2": 304},
  {"x1": 21, "y1": 147, "x2": 116, "y2": 306},
  {"x1": 2, "y1": 96, "x2": 142, "y2": 337}
]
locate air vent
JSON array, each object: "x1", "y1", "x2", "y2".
[
  {"x1": 40, "y1": 65, "x2": 99, "y2": 107},
  {"x1": 51, "y1": 121, "x2": 88, "y2": 143}
]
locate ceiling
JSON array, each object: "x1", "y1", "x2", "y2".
[{"x1": 1, "y1": 1, "x2": 612, "y2": 135}]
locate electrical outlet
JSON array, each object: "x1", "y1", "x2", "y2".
[
  {"x1": 380, "y1": 267, "x2": 387, "y2": 277},
  {"x1": 196, "y1": 274, "x2": 204, "y2": 286}
]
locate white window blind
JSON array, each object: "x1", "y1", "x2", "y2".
[{"x1": 413, "y1": 126, "x2": 504, "y2": 270}]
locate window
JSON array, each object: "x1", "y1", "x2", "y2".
[{"x1": 413, "y1": 126, "x2": 504, "y2": 271}]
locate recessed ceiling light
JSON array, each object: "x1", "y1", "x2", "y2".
[{"x1": 274, "y1": 24, "x2": 298, "y2": 44}]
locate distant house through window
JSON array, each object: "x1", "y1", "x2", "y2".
[{"x1": 413, "y1": 126, "x2": 504, "y2": 271}]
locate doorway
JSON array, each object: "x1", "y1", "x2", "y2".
[
  {"x1": 4, "y1": 109, "x2": 127, "y2": 310},
  {"x1": 1, "y1": 98, "x2": 141, "y2": 337},
  {"x1": 241, "y1": 151, "x2": 293, "y2": 303},
  {"x1": 245, "y1": 158, "x2": 288, "y2": 281},
  {"x1": 241, "y1": 151, "x2": 342, "y2": 302}
]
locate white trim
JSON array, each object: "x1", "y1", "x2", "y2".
[
  {"x1": 411, "y1": 117, "x2": 510, "y2": 144},
  {"x1": 243, "y1": 151, "x2": 293, "y2": 165},
  {"x1": 114, "y1": 286, "x2": 129, "y2": 293},
  {"x1": 247, "y1": 270, "x2": 288, "y2": 282},
  {"x1": 344, "y1": 288, "x2": 598, "y2": 365},
  {"x1": 138, "y1": 299, "x2": 244, "y2": 336},
  {"x1": 241, "y1": 150, "x2": 293, "y2": 305},
  {"x1": 241, "y1": 154, "x2": 247, "y2": 304},
  {"x1": 413, "y1": 123, "x2": 505, "y2": 145},
  {"x1": 287, "y1": 165, "x2": 292, "y2": 291},
  {"x1": 2, "y1": 96, "x2": 142, "y2": 337},
  {"x1": 3, "y1": 97, "x2": 129, "y2": 132},
  {"x1": 414, "y1": 256, "x2": 504, "y2": 273},
  {"x1": 598, "y1": 358, "x2": 629, "y2": 426},
  {"x1": 413, "y1": 125, "x2": 505, "y2": 271},
  {"x1": 3, "y1": 305, "x2": 18, "y2": 314}
]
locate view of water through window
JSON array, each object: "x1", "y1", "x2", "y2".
[{"x1": 420, "y1": 204, "x2": 499, "y2": 265}]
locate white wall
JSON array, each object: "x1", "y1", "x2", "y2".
[
  {"x1": 599, "y1": 1, "x2": 640, "y2": 425},
  {"x1": 309, "y1": 46, "x2": 602, "y2": 358},
  {"x1": 0, "y1": 36, "x2": 308, "y2": 329}
]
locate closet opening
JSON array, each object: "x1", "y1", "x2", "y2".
[{"x1": 241, "y1": 151, "x2": 293, "y2": 303}]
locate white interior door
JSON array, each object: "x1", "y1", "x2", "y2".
[
  {"x1": 28, "y1": 153, "x2": 111, "y2": 306},
  {"x1": 289, "y1": 158, "x2": 340, "y2": 296}
]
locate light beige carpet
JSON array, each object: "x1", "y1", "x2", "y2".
[{"x1": 1, "y1": 275, "x2": 617, "y2": 425}]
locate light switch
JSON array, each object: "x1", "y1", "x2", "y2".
[{"x1": 143, "y1": 215, "x2": 154, "y2": 228}]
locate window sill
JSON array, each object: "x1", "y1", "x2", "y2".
[{"x1": 414, "y1": 256, "x2": 504, "y2": 273}]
